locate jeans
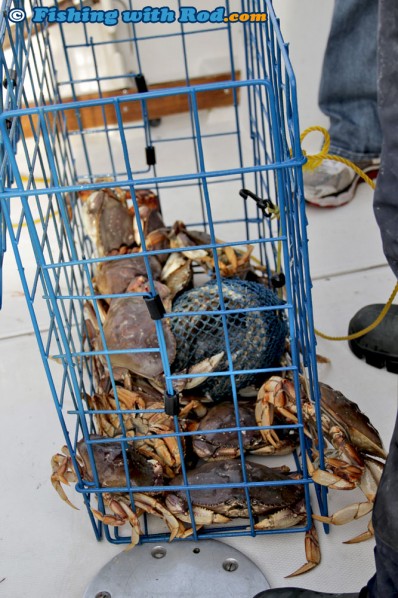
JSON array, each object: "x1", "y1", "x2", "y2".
[
  {"x1": 321, "y1": 0, "x2": 398, "y2": 279},
  {"x1": 373, "y1": 0, "x2": 398, "y2": 280},
  {"x1": 319, "y1": 0, "x2": 382, "y2": 162}
]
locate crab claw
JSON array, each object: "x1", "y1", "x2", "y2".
[
  {"x1": 92, "y1": 494, "x2": 142, "y2": 548},
  {"x1": 285, "y1": 524, "x2": 321, "y2": 578},
  {"x1": 306, "y1": 453, "x2": 356, "y2": 490},
  {"x1": 91, "y1": 509, "x2": 127, "y2": 527},
  {"x1": 50, "y1": 453, "x2": 79, "y2": 510},
  {"x1": 182, "y1": 352, "x2": 225, "y2": 390},
  {"x1": 165, "y1": 494, "x2": 230, "y2": 526},
  {"x1": 149, "y1": 352, "x2": 225, "y2": 393}
]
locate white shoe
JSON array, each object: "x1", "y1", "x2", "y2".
[{"x1": 303, "y1": 158, "x2": 380, "y2": 207}]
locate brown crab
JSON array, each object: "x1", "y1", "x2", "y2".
[
  {"x1": 165, "y1": 459, "x2": 320, "y2": 577},
  {"x1": 84, "y1": 278, "x2": 225, "y2": 392},
  {"x1": 97, "y1": 276, "x2": 176, "y2": 379},
  {"x1": 79, "y1": 185, "x2": 166, "y2": 256},
  {"x1": 79, "y1": 186, "x2": 136, "y2": 256},
  {"x1": 51, "y1": 435, "x2": 181, "y2": 545},
  {"x1": 256, "y1": 375, "x2": 387, "y2": 541},
  {"x1": 192, "y1": 401, "x2": 299, "y2": 460}
]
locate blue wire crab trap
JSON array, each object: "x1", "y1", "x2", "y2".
[{"x1": 0, "y1": 0, "x2": 329, "y2": 559}]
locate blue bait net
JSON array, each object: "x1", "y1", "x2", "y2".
[{"x1": 170, "y1": 279, "x2": 287, "y2": 399}]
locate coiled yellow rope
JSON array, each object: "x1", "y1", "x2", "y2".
[{"x1": 300, "y1": 126, "x2": 398, "y2": 341}]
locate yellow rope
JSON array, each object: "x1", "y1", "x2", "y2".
[
  {"x1": 300, "y1": 126, "x2": 376, "y2": 190},
  {"x1": 315, "y1": 283, "x2": 398, "y2": 341},
  {"x1": 300, "y1": 126, "x2": 397, "y2": 341}
]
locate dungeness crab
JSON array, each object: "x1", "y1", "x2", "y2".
[
  {"x1": 192, "y1": 401, "x2": 299, "y2": 460},
  {"x1": 256, "y1": 375, "x2": 387, "y2": 541},
  {"x1": 51, "y1": 435, "x2": 181, "y2": 546},
  {"x1": 165, "y1": 459, "x2": 319, "y2": 577}
]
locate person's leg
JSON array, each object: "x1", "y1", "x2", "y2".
[
  {"x1": 349, "y1": 0, "x2": 398, "y2": 369},
  {"x1": 304, "y1": 0, "x2": 381, "y2": 207},
  {"x1": 373, "y1": 0, "x2": 398, "y2": 280},
  {"x1": 319, "y1": 0, "x2": 381, "y2": 162}
]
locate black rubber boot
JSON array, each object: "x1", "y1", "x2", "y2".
[
  {"x1": 348, "y1": 304, "x2": 398, "y2": 373},
  {"x1": 253, "y1": 588, "x2": 365, "y2": 598}
]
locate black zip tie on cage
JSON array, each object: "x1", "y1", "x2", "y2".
[
  {"x1": 164, "y1": 391, "x2": 180, "y2": 416},
  {"x1": 239, "y1": 188, "x2": 277, "y2": 219},
  {"x1": 271, "y1": 272, "x2": 286, "y2": 289},
  {"x1": 146, "y1": 145, "x2": 156, "y2": 165},
  {"x1": 143, "y1": 293, "x2": 166, "y2": 320},
  {"x1": 3, "y1": 69, "x2": 17, "y2": 89},
  {"x1": 134, "y1": 76, "x2": 157, "y2": 164},
  {"x1": 135, "y1": 74, "x2": 148, "y2": 94}
]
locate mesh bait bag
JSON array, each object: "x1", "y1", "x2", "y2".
[{"x1": 170, "y1": 279, "x2": 287, "y2": 399}]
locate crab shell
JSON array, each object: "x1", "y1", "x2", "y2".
[
  {"x1": 100, "y1": 277, "x2": 176, "y2": 379},
  {"x1": 95, "y1": 255, "x2": 162, "y2": 297},
  {"x1": 81, "y1": 189, "x2": 136, "y2": 256},
  {"x1": 77, "y1": 435, "x2": 164, "y2": 488},
  {"x1": 167, "y1": 459, "x2": 304, "y2": 518},
  {"x1": 192, "y1": 402, "x2": 260, "y2": 459},
  {"x1": 192, "y1": 402, "x2": 299, "y2": 460},
  {"x1": 319, "y1": 383, "x2": 387, "y2": 460}
]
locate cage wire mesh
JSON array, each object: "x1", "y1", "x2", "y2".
[{"x1": 0, "y1": 0, "x2": 329, "y2": 551}]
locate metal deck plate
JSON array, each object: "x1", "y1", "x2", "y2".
[{"x1": 83, "y1": 540, "x2": 270, "y2": 598}]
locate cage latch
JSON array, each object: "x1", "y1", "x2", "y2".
[
  {"x1": 144, "y1": 293, "x2": 166, "y2": 320},
  {"x1": 164, "y1": 391, "x2": 180, "y2": 416},
  {"x1": 239, "y1": 188, "x2": 277, "y2": 218}
]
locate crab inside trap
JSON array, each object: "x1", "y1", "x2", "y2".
[{"x1": 0, "y1": 0, "x2": 328, "y2": 558}]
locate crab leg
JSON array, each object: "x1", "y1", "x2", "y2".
[
  {"x1": 134, "y1": 493, "x2": 180, "y2": 542},
  {"x1": 286, "y1": 524, "x2": 321, "y2": 577},
  {"x1": 344, "y1": 519, "x2": 374, "y2": 544},
  {"x1": 312, "y1": 501, "x2": 373, "y2": 527}
]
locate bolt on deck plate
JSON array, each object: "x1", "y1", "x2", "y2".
[{"x1": 83, "y1": 540, "x2": 270, "y2": 598}]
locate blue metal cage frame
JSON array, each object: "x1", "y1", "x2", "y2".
[{"x1": 0, "y1": 0, "x2": 329, "y2": 547}]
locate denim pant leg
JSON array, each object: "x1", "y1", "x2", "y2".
[
  {"x1": 373, "y1": 0, "x2": 398, "y2": 280},
  {"x1": 319, "y1": 0, "x2": 382, "y2": 161}
]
